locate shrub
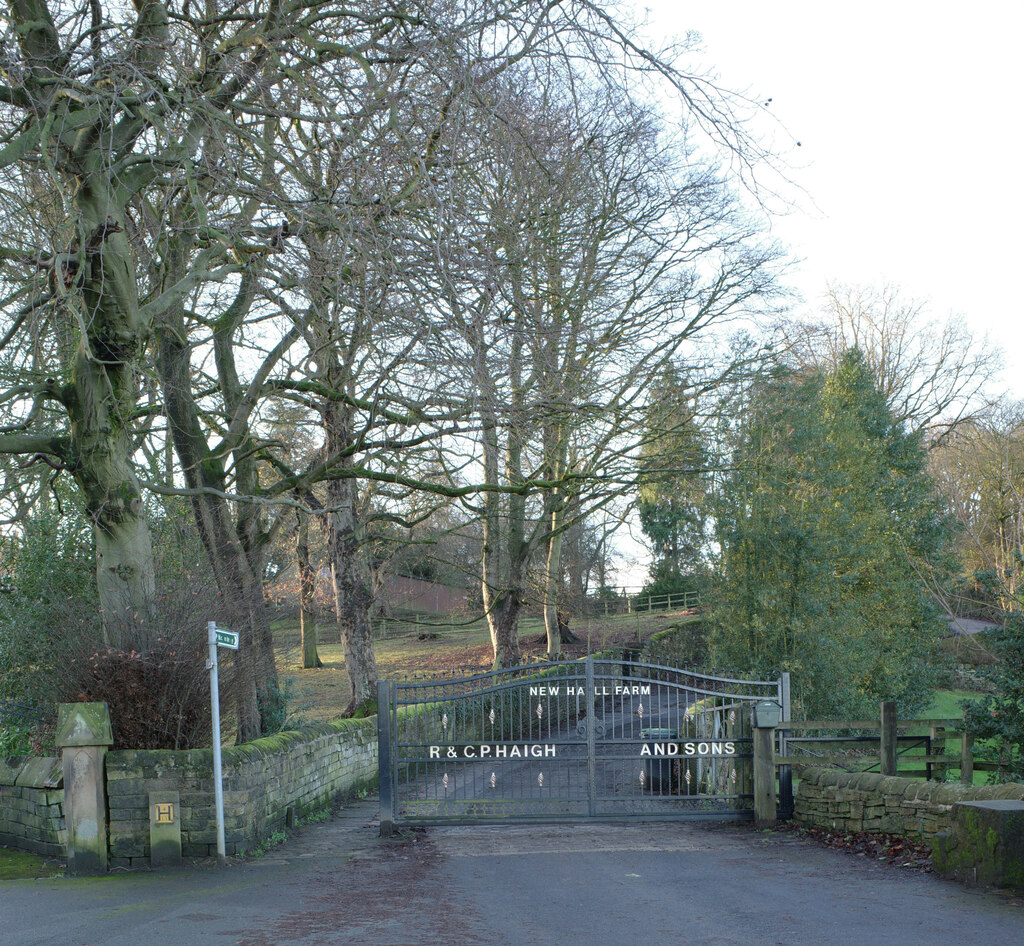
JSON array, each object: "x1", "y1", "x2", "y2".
[
  {"x1": 643, "y1": 621, "x2": 708, "y2": 667},
  {"x1": 0, "y1": 509, "x2": 100, "y2": 713},
  {"x1": 67, "y1": 635, "x2": 213, "y2": 750},
  {"x1": 0, "y1": 723, "x2": 31, "y2": 759},
  {"x1": 963, "y1": 613, "x2": 1024, "y2": 782}
]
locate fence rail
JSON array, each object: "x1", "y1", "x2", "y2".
[
  {"x1": 369, "y1": 590, "x2": 703, "y2": 641},
  {"x1": 778, "y1": 704, "x2": 1003, "y2": 783},
  {"x1": 586, "y1": 590, "x2": 701, "y2": 617},
  {"x1": 0, "y1": 699, "x2": 44, "y2": 728}
]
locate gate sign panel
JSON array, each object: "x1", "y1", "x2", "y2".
[{"x1": 377, "y1": 656, "x2": 785, "y2": 829}]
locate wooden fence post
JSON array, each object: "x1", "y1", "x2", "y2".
[
  {"x1": 929, "y1": 724, "x2": 946, "y2": 782},
  {"x1": 961, "y1": 726, "x2": 974, "y2": 785},
  {"x1": 752, "y1": 708, "x2": 777, "y2": 827},
  {"x1": 880, "y1": 701, "x2": 897, "y2": 776}
]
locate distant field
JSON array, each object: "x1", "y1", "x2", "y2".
[
  {"x1": 272, "y1": 608, "x2": 702, "y2": 724},
  {"x1": 925, "y1": 689, "x2": 985, "y2": 720}
]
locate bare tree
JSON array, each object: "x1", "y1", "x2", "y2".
[
  {"x1": 930, "y1": 404, "x2": 1024, "y2": 608},
  {"x1": 0, "y1": 0, "x2": 789, "y2": 703},
  {"x1": 777, "y1": 283, "x2": 1001, "y2": 436},
  {"x1": 421, "y1": 72, "x2": 780, "y2": 663}
]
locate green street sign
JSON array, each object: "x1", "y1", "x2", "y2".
[{"x1": 215, "y1": 629, "x2": 239, "y2": 650}]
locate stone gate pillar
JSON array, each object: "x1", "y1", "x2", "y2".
[{"x1": 56, "y1": 703, "x2": 114, "y2": 875}]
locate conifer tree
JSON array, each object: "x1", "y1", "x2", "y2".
[{"x1": 712, "y1": 350, "x2": 952, "y2": 717}]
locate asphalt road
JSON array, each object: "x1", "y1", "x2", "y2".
[{"x1": 2, "y1": 799, "x2": 1022, "y2": 946}]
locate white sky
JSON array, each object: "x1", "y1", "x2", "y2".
[
  {"x1": 612, "y1": 0, "x2": 1024, "y2": 587},
  {"x1": 634, "y1": 0, "x2": 1023, "y2": 393}
]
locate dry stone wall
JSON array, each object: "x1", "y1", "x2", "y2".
[
  {"x1": 0, "y1": 756, "x2": 65, "y2": 857},
  {"x1": 796, "y1": 766, "x2": 1024, "y2": 839},
  {"x1": 106, "y1": 717, "x2": 377, "y2": 868}
]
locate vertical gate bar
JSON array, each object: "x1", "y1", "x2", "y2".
[
  {"x1": 586, "y1": 656, "x2": 597, "y2": 816},
  {"x1": 778, "y1": 672, "x2": 793, "y2": 819},
  {"x1": 377, "y1": 680, "x2": 394, "y2": 837}
]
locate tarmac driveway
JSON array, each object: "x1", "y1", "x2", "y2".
[{"x1": 2, "y1": 798, "x2": 1021, "y2": 946}]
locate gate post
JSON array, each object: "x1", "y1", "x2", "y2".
[
  {"x1": 880, "y1": 700, "x2": 898, "y2": 776},
  {"x1": 751, "y1": 704, "x2": 778, "y2": 828},
  {"x1": 377, "y1": 680, "x2": 395, "y2": 837},
  {"x1": 57, "y1": 702, "x2": 114, "y2": 875},
  {"x1": 777, "y1": 672, "x2": 793, "y2": 819}
]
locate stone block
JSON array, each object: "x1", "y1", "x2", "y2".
[
  {"x1": 933, "y1": 800, "x2": 1024, "y2": 889},
  {"x1": 0, "y1": 757, "x2": 24, "y2": 784},
  {"x1": 62, "y1": 741, "x2": 109, "y2": 876},
  {"x1": 108, "y1": 835, "x2": 146, "y2": 857},
  {"x1": 993, "y1": 785, "x2": 1024, "y2": 801},
  {"x1": 56, "y1": 703, "x2": 113, "y2": 749},
  {"x1": 109, "y1": 793, "x2": 149, "y2": 811},
  {"x1": 931, "y1": 784, "x2": 966, "y2": 805},
  {"x1": 13, "y1": 757, "x2": 62, "y2": 790},
  {"x1": 149, "y1": 791, "x2": 182, "y2": 869}
]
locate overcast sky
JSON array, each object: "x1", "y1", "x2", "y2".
[
  {"x1": 632, "y1": 0, "x2": 1022, "y2": 396},
  {"x1": 613, "y1": 1, "x2": 1023, "y2": 585}
]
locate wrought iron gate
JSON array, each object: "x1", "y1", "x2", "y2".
[{"x1": 377, "y1": 656, "x2": 788, "y2": 829}]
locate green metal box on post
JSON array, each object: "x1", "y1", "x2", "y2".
[
  {"x1": 750, "y1": 701, "x2": 780, "y2": 827},
  {"x1": 751, "y1": 701, "x2": 782, "y2": 729}
]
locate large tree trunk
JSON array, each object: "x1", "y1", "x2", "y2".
[
  {"x1": 211, "y1": 284, "x2": 284, "y2": 731},
  {"x1": 482, "y1": 515, "x2": 525, "y2": 669},
  {"x1": 542, "y1": 502, "x2": 564, "y2": 658},
  {"x1": 92, "y1": 511, "x2": 157, "y2": 648},
  {"x1": 70, "y1": 185, "x2": 158, "y2": 647},
  {"x1": 541, "y1": 430, "x2": 575, "y2": 654},
  {"x1": 323, "y1": 403, "x2": 378, "y2": 712},
  {"x1": 155, "y1": 276, "x2": 277, "y2": 742},
  {"x1": 479, "y1": 411, "x2": 523, "y2": 668},
  {"x1": 297, "y1": 512, "x2": 322, "y2": 669},
  {"x1": 565, "y1": 516, "x2": 586, "y2": 629}
]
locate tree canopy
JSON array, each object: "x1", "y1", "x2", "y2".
[{"x1": 711, "y1": 349, "x2": 953, "y2": 717}]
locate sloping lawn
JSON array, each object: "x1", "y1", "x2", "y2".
[{"x1": 0, "y1": 847, "x2": 62, "y2": 880}]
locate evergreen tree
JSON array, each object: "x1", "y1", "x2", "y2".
[
  {"x1": 638, "y1": 367, "x2": 710, "y2": 597},
  {"x1": 711, "y1": 350, "x2": 952, "y2": 717}
]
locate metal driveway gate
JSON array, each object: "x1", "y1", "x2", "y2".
[{"x1": 377, "y1": 656, "x2": 788, "y2": 830}]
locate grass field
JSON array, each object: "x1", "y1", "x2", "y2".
[
  {"x1": 0, "y1": 847, "x2": 62, "y2": 880},
  {"x1": 272, "y1": 608, "x2": 701, "y2": 725},
  {"x1": 925, "y1": 689, "x2": 985, "y2": 720}
]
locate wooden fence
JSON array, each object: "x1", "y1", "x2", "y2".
[
  {"x1": 585, "y1": 589, "x2": 702, "y2": 617},
  {"x1": 369, "y1": 589, "x2": 703, "y2": 640},
  {"x1": 777, "y1": 701, "x2": 999, "y2": 784}
]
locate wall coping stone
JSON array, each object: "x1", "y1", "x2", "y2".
[
  {"x1": 56, "y1": 702, "x2": 113, "y2": 748},
  {"x1": 14, "y1": 756, "x2": 63, "y2": 789}
]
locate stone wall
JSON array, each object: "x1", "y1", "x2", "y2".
[
  {"x1": 0, "y1": 756, "x2": 65, "y2": 857},
  {"x1": 796, "y1": 767, "x2": 1024, "y2": 840},
  {"x1": 106, "y1": 717, "x2": 377, "y2": 868}
]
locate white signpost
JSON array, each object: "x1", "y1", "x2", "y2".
[{"x1": 207, "y1": 621, "x2": 238, "y2": 866}]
